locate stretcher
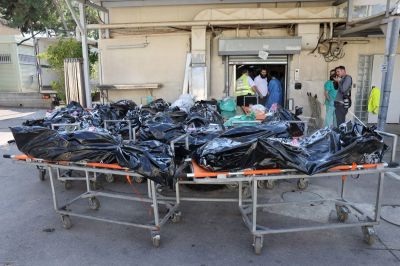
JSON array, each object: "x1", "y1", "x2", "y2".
[
  {"x1": 176, "y1": 160, "x2": 400, "y2": 254},
  {"x1": 4, "y1": 154, "x2": 180, "y2": 247},
  {"x1": 46, "y1": 121, "x2": 142, "y2": 189}
]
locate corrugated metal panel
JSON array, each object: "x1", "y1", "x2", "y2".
[
  {"x1": 228, "y1": 55, "x2": 288, "y2": 64},
  {"x1": 219, "y1": 37, "x2": 301, "y2": 55}
]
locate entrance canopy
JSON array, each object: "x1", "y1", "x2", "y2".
[{"x1": 218, "y1": 37, "x2": 301, "y2": 56}]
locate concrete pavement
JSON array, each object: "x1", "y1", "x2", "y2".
[{"x1": 1, "y1": 107, "x2": 400, "y2": 266}]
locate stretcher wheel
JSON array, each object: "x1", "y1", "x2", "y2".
[
  {"x1": 362, "y1": 226, "x2": 376, "y2": 245},
  {"x1": 264, "y1": 180, "x2": 275, "y2": 190},
  {"x1": 226, "y1": 183, "x2": 239, "y2": 191},
  {"x1": 335, "y1": 204, "x2": 349, "y2": 222},
  {"x1": 257, "y1": 181, "x2": 265, "y2": 189},
  {"x1": 104, "y1": 174, "x2": 114, "y2": 183},
  {"x1": 151, "y1": 232, "x2": 161, "y2": 248},
  {"x1": 88, "y1": 197, "x2": 100, "y2": 210},
  {"x1": 297, "y1": 178, "x2": 309, "y2": 190},
  {"x1": 253, "y1": 236, "x2": 263, "y2": 255},
  {"x1": 38, "y1": 168, "x2": 46, "y2": 181},
  {"x1": 61, "y1": 215, "x2": 72, "y2": 229},
  {"x1": 135, "y1": 176, "x2": 145, "y2": 184},
  {"x1": 171, "y1": 211, "x2": 182, "y2": 223},
  {"x1": 64, "y1": 181, "x2": 72, "y2": 190}
]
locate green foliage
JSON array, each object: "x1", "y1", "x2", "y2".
[
  {"x1": 45, "y1": 38, "x2": 83, "y2": 70},
  {"x1": 51, "y1": 79, "x2": 65, "y2": 101},
  {"x1": 0, "y1": 0, "x2": 100, "y2": 38},
  {"x1": 40, "y1": 38, "x2": 98, "y2": 100},
  {"x1": 0, "y1": 0, "x2": 58, "y2": 33}
]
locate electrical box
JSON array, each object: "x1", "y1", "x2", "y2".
[{"x1": 296, "y1": 24, "x2": 320, "y2": 50}]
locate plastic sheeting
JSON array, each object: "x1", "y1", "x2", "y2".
[
  {"x1": 194, "y1": 122, "x2": 294, "y2": 171},
  {"x1": 10, "y1": 126, "x2": 174, "y2": 184},
  {"x1": 194, "y1": 122, "x2": 387, "y2": 175}
]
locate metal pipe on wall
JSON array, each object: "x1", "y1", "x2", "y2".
[
  {"x1": 377, "y1": 17, "x2": 400, "y2": 130},
  {"x1": 87, "y1": 18, "x2": 345, "y2": 30},
  {"x1": 79, "y1": 3, "x2": 92, "y2": 108}
]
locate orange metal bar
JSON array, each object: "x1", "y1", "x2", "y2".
[
  {"x1": 243, "y1": 169, "x2": 284, "y2": 175},
  {"x1": 85, "y1": 162, "x2": 124, "y2": 170}
]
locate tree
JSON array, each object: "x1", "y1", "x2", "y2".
[
  {"x1": 40, "y1": 38, "x2": 98, "y2": 100},
  {"x1": 0, "y1": 0, "x2": 101, "y2": 41}
]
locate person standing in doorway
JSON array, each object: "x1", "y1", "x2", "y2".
[
  {"x1": 254, "y1": 67, "x2": 269, "y2": 105},
  {"x1": 265, "y1": 71, "x2": 283, "y2": 110},
  {"x1": 334, "y1": 66, "x2": 353, "y2": 125},
  {"x1": 235, "y1": 67, "x2": 259, "y2": 106},
  {"x1": 324, "y1": 69, "x2": 337, "y2": 128}
]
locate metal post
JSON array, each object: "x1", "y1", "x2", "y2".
[
  {"x1": 48, "y1": 167, "x2": 59, "y2": 211},
  {"x1": 378, "y1": 18, "x2": 400, "y2": 130},
  {"x1": 347, "y1": 0, "x2": 354, "y2": 24},
  {"x1": 79, "y1": 3, "x2": 92, "y2": 108},
  {"x1": 375, "y1": 173, "x2": 385, "y2": 221},
  {"x1": 150, "y1": 181, "x2": 160, "y2": 226},
  {"x1": 85, "y1": 170, "x2": 91, "y2": 192},
  {"x1": 224, "y1": 56, "x2": 229, "y2": 96},
  {"x1": 238, "y1": 181, "x2": 243, "y2": 207},
  {"x1": 252, "y1": 180, "x2": 257, "y2": 232},
  {"x1": 386, "y1": 0, "x2": 391, "y2": 17}
]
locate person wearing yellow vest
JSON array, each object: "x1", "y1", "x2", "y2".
[
  {"x1": 368, "y1": 86, "x2": 380, "y2": 115},
  {"x1": 235, "y1": 67, "x2": 259, "y2": 106}
]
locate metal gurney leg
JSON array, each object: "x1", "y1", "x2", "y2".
[{"x1": 44, "y1": 162, "x2": 178, "y2": 247}]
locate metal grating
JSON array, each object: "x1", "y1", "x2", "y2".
[
  {"x1": 355, "y1": 55, "x2": 373, "y2": 123},
  {"x1": 0, "y1": 54, "x2": 12, "y2": 64}
]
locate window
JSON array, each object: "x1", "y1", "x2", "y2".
[
  {"x1": 18, "y1": 54, "x2": 36, "y2": 65},
  {"x1": 0, "y1": 54, "x2": 12, "y2": 64}
]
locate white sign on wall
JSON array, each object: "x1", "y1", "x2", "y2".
[{"x1": 258, "y1": 50, "x2": 269, "y2": 60}]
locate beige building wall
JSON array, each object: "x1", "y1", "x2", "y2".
[
  {"x1": 0, "y1": 23, "x2": 19, "y2": 36},
  {"x1": 99, "y1": 2, "x2": 398, "y2": 122},
  {"x1": 99, "y1": 33, "x2": 190, "y2": 103}
]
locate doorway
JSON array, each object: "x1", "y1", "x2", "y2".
[{"x1": 226, "y1": 55, "x2": 288, "y2": 107}]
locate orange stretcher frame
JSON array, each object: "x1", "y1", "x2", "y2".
[
  {"x1": 190, "y1": 160, "x2": 384, "y2": 179},
  {"x1": 8, "y1": 154, "x2": 128, "y2": 170}
]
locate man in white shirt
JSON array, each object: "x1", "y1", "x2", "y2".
[{"x1": 254, "y1": 68, "x2": 269, "y2": 105}]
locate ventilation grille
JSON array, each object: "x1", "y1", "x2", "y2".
[{"x1": 0, "y1": 54, "x2": 12, "y2": 64}]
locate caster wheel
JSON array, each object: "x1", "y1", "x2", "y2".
[
  {"x1": 242, "y1": 186, "x2": 252, "y2": 199},
  {"x1": 88, "y1": 197, "x2": 100, "y2": 210},
  {"x1": 104, "y1": 174, "x2": 114, "y2": 183},
  {"x1": 253, "y1": 236, "x2": 263, "y2": 255},
  {"x1": 265, "y1": 180, "x2": 275, "y2": 190},
  {"x1": 171, "y1": 211, "x2": 182, "y2": 223},
  {"x1": 151, "y1": 233, "x2": 161, "y2": 248},
  {"x1": 297, "y1": 178, "x2": 309, "y2": 190},
  {"x1": 336, "y1": 205, "x2": 349, "y2": 222},
  {"x1": 362, "y1": 226, "x2": 376, "y2": 245},
  {"x1": 64, "y1": 181, "x2": 72, "y2": 190},
  {"x1": 38, "y1": 168, "x2": 46, "y2": 181},
  {"x1": 135, "y1": 176, "x2": 145, "y2": 184},
  {"x1": 156, "y1": 184, "x2": 166, "y2": 194},
  {"x1": 226, "y1": 183, "x2": 239, "y2": 191},
  {"x1": 61, "y1": 215, "x2": 72, "y2": 229}
]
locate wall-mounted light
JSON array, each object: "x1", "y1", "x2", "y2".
[{"x1": 107, "y1": 42, "x2": 149, "y2": 50}]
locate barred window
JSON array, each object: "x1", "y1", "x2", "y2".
[
  {"x1": 0, "y1": 54, "x2": 12, "y2": 64},
  {"x1": 18, "y1": 54, "x2": 36, "y2": 65}
]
